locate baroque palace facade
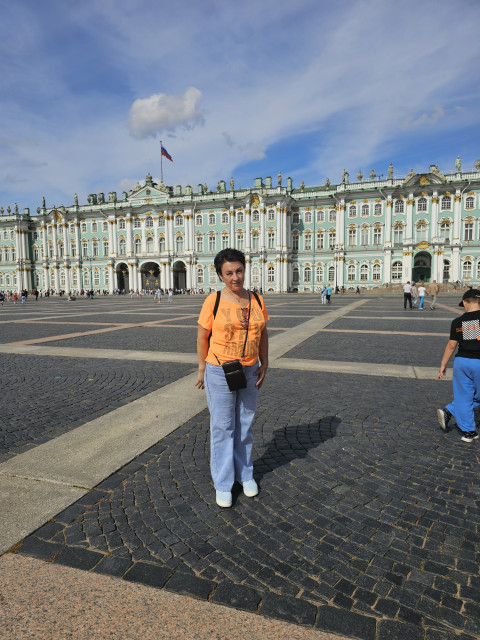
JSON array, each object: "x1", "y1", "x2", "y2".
[{"x1": 1, "y1": 159, "x2": 480, "y2": 294}]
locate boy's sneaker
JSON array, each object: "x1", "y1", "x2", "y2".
[
  {"x1": 437, "y1": 408, "x2": 452, "y2": 431},
  {"x1": 461, "y1": 431, "x2": 479, "y2": 442}
]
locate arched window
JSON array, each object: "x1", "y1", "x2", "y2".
[
  {"x1": 159, "y1": 236, "x2": 165, "y2": 252},
  {"x1": 392, "y1": 261, "x2": 403, "y2": 281},
  {"x1": 268, "y1": 231, "x2": 275, "y2": 249},
  {"x1": 441, "y1": 196, "x2": 451, "y2": 210},
  {"x1": 209, "y1": 266, "x2": 217, "y2": 285},
  {"x1": 440, "y1": 221, "x2": 450, "y2": 243},
  {"x1": 92, "y1": 241, "x2": 99, "y2": 257},
  {"x1": 91, "y1": 222, "x2": 98, "y2": 233},
  {"x1": 443, "y1": 259, "x2": 450, "y2": 281},
  {"x1": 221, "y1": 212, "x2": 229, "y2": 224},
  {"x1": 373, "y1": 226, "x2": 382, "y2": 244},
  {"x1": 466, "y1": 196, "x2": 475, "y2": 209},
  {"x1": 316, "y1": 232, "x2": 324, "y2": 250},
  {"x1": 197, "y1": 266, "x2": 204, "y2": 284},
  {"x1": 158, "y1": 216, "x2": 165, "y2": 227},
  {"x1": 292, "y1": 265, "x2": 300, "y2": 284},
  {"x1": 236, "y1": 231, "x2": 244, "y2": 250},
  {"x1": 222, "y1": 233, "x2": 229, "y2": 249},
  {"x1": 373, "y1": 263, "x2": 381, "y2": 281},
  {"x1": 360, "y1": 264, "x2": 368, "y2": 281},
  {"x1": 70, "y1": 224, "x2": 75, "y2": 233},
  {"x1": 267, "y1": 266, "x2": 275, "y2": 283},
  {"x1": 145, "y1": 216, "x2": 153, "y2": 227},
  {"x1": 119, "y1": 238, "x2": 126, "y2": 254},
  {"x1": 60, "y1": 270, "x2": 66, "y2": 287},
  {"x1": 251, "y1": 232, "x2": 259, "y2": 250},
  {"x1": 416, "y1": 223, "x2": 427, "y2": 242},
  {"x1": 348, "y1": 228, "x2": 357, "y2": 246},
  {"x1": 394, "y1": 224, "x2": 404, "y2": 245},
  {"x1": 209, "y1": 234, "x2": 216, "y2": 252},
  {"x1": 348, "y1": 264, "x2": 356, "y2": 280},
  {"x1": 315, "y1": 265, "x2": 324, "y2": 282},
  {"x1": 348, "y1": 206, "x2": 356, "y2": 218},
  {"x1": 146, "y1": 236, "x2": 153, "y2": 252},
  {"x1": 304, "y1": 211, "x2": 312, "y2": 223},
  {"x1": 252, "y1": 264, "x2": 260, "y2": 284},
  {"x1": 417, "y1": 197, "x2": 427, "y2": 212},
  {"x1": 118, "y1": 218, "x2": 126, "y2": 229},
  {"x1": 328, "y1": 265, "x2": 335, "y2": 281},
  {"x1": 361, "y1": 204, "x2": 369, "y2": 217},
  {"x1": 304, "y1": 233, "x2": 311, "y2": 251},
  {"x1": 103, "y1": 221, "x2": 108, "y2": 232},
  {"x1": 304, "y1": 266, "x2": 311, "y2": 282},
  {"x1": 252, "y1": 210, "x2": 260, "y2": 222},
  {"x1": 236, "y1": 210, "x2": 244, "y2": 223},
  {"x1": 208, "y1": 213, "x2": 216, "y2": 225},
  {"x1": 196, "y1": 235, "x2": 204, "y2": 252},
  {"x1": 463, "y1": 260, "x2": 472, "y2": 279},
  {"x1": 395, "y1": 199, "x2": 404, "y2": 213},
  {"x1": 175, "y1": 214, "x2": 184, "y2": 226},
  {"x1": 135, "y1": 237, "x2": 141, "y2": 253},
  {"x1": 196, "y1": 214, "x2": 203, "y2": 226},
  {"x1": 93, "y1": 270, "x2": 100, "y2": 286},
  {"x1": 292, "y1": 233, "x2": 299, "y2": 251},
  {"x1": 72, "y1": 270, "x2": 78, "y2": 287},
  {"x1": 374, "y1": 203, "x2": 382, "y2": 216},
  {"x1": 104, "y1": 269, "x2": 110, "y2": 285},
  {"x1": 70, "y1": 241, "x2": 76, "y2": 257},
  {"x1": 268, "y1": 209, "x2": 275, "y2": 221},
  {"x1": 81, "y1": 240, "x2": 88, "y2": 257},
  {"x1": 133, "y1": 218, "x2": 141, "y2": 228},
  {"x1": 176, "y1": 235, "x2": 184, "y2": 252},
  {"x1": 360, "y1": 227, "x2": 369, "y2": 246},
  {"x1": 316, "y1": 210, "x2": 324, "y2": 223},
  {"x1": 292, "y1": 212, "x2": 300, "y2": 224},
  {"x1": 328, "y1": 231, "x2": 336, "y2": 248}
]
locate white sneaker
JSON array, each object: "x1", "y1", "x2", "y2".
[
  {"x1": 242, "y1": 479, "x2": 258, "y2": 497},
  {"x1": 216, "y1": 490, "x2": 232, "y2": 508}
]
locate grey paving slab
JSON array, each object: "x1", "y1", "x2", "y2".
[
  {"x1": 0, "y1": 322, "x2": 95, "y2": 343},
  {"x1": 283, "y1": 332, "x2": 447, "y2": 367},
  {"x1": 331, "y1": 318, "x2": 451, "y2": 335},
  {"x1": 13, "y1": 369, "x2": 480, "y2": 639}
]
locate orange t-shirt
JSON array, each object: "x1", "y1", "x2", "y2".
[{"x1": 198, "y1": 292, "x2": 269, "y2": 366}]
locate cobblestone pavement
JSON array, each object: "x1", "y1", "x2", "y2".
[{"x1": 3, "y1": 294, "x2": 480, "y2": 639}]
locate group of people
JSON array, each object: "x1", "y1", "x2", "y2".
[{"x1": 403, "y1": 280, "x2": 439, "y2": 310}]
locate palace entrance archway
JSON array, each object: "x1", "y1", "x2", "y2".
[
  {"x1": 412, "y1": 252, "x2": 431, "y2": 283},
  {"x1": 116, "y1": 262, "x2": 129, "y2": 292},
  {"x1": 140, "y1": 261, "x2": 160, "y2": 290},
  {"x1": 173, "y1": 261, "x2": 186, "y2": 290}
]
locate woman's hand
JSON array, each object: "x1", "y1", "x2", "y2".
[
  {"x1": 253, "y1": 364, "x2": 267, "y2": 388},
  {"x1": 195, "y1": 370, "x2": 205, "y2": 390}
]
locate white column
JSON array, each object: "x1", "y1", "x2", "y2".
[
  {"x1": 126, "y1": 216, "x2": 133, "y2": 255},
  {"x1": 452, "y1": 247, "x2": 461, "y2": 282},
  {"x1": 74, "y1": 221, "x2": 80, "y2": 259},
  {"x1": 108, "y1": 264, "x2": 114, "y2": 294},
  {"x1": 384, "y1": 198, "x2": 392, "y2": 250},
  {"x1": 128, "y1": 262, "x2": 136, "y2": 291},
  {"x1": 453, "y1": 191, "x2": 462, "y2": 245},
  {"x1": 245, "y1": 258, "x2": 251, "y2": 289},
  {"x1": 431, "y1": 191, "x2": 439, "y2": 236},
  {"x1": 406, "y1": 195, "x2": 413, "y2": 240},
  {"x1": 245, "y1": 207, "x2": 251, "y2": 251},
  {"x1": 62, "y1": 221, "x2": 69, "y2": 257},
  {"x1": 54, "y1": 266, "x2": 60, "y2": 292},
  {"x1": 43, "y1": 266, "x2": 50, "y2": 291},
  {"x1": 111, "y1": 218, "x2": 118, "y2": 255},
  {"x1": 260, "y1": 206, "x2": 266, "y2": 250},
  {"x1": 52, "y1": 224, "x2": 59, "y2": 259},
  {"x1": 337, "y1": 200, "x2": 345, "y2": 249},
  {"x1": 230, "y1": 206, "x2": 235, "y2": 248}
]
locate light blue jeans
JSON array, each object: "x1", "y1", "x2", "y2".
[
  {"x1": 205, "y1": 361, "x2": 258, "y2": 491},
  {"x1": 446, "y1": 357, "x2": 480, "y2": 433},
  {"x1": 419, "y1": 295, "x2": 425, "y2": 309}
]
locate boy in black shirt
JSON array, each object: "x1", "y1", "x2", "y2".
[{"x1": 437, "y1": 289, "x2": 480, "y2": 442}]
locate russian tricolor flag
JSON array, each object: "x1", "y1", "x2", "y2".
[{"x1": 161, "y1": 145, "x2": 173, "y2": 162}]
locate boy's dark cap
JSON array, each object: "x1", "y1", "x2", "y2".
[{"x1": 459, "y1": 289, "x2": 480, "y2": 306}]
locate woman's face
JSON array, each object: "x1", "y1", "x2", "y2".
[{"x1": 220, "y1": 261, "x2": 245, "y2": 292}]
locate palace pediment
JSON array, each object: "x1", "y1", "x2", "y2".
[
  {"x1": 128, "y1": 183, "x2": 171, "y2": 203},
  {"x1": 403, "y1": 168, "x2": 446, "y2": 187}
]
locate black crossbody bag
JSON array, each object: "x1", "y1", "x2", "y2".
[{"x1": 212, "y1": 292, "x2": 255, "y2": 392}]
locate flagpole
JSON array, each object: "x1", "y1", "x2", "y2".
[{"x1": 160, "y1": 140, "x2": 163, "y2": 184}]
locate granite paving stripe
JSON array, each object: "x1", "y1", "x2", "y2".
[
  {"x1": 319, "y1": 329, "x2": 448, "y2": 338},
  {"x1": 271, "y1": 358, "x2": 445, "y2": 379},
  {"x1": 12, "y1": 370, "x2": 479, "y2": 638}
]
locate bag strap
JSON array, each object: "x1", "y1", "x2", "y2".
[{"x1": 252, "y1": 291, "x2": 262, "y2": 309}]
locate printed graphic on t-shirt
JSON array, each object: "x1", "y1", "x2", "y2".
[{"x1": 461, "y1": 320, "x2": 480, "y2": 341}]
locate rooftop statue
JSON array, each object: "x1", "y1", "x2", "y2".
[
  {"x1": 300, "y1": 181, "x2": 305, "y2": 190},
  {"x1": 325, "y1": 177, "x2": 330, "y2": 187},
  {"x1": 277, "y1": 171, "x2": 282, "y2": 186},
  {"x1": 74, "y1": 193, "x2": 78, "y2": 206},
  {"x1": 342, "y1": 169, "x2": 349, "y2": 184},
  {"x1": 369, "y1": 169, "x2": 376, "y2": 180},
  {"x1": 230, "y1": 177, "x2": 234, "y2": 190},
  {"x1": 42, "y1": 196, "x2": 46, "y2": 208},
  {"x1": 455, "y1": 156, "x2": 461, "y2": 172},
  {"x1": 357, "y1": 170, "x2": 363, "y2": 182},
  {"x1": 14, "y1": 203, "x2": 19, "y2": 213},
  {"x1": 475, "y1": 158, "x2": 480, "y2": 171},
  {"x1": 388, "y1": 163, "x2": 394, "y2": 179}
]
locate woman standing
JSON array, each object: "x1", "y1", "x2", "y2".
[{"x1": 196, "y1": 249, "x2": 269, "y2": 507}]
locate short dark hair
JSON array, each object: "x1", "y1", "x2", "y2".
[{"x1": 214, "y1": 248, "x2": 246, "y2": 275}]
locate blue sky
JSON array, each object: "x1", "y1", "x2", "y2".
[{"x1": 1, "y1": 0, "x2": 480, "y2": 213}]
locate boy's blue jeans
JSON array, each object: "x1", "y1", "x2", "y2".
[
  {"x1": 446, "y1": 357, "x2": 480, "y2": 433},
  {"x1": 205, "y1": 362, "x2": 258, "y2": 491}
]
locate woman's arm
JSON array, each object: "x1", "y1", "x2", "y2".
[
  {"x1": 254, "y1": 327, "x2": 269, "y2": 388},
  {"x1": 437, "y1": 339, "x2": 457, "y2": 379},
  {"x1": 196, "y1": 325, "x2": 211, "y2": 389}
]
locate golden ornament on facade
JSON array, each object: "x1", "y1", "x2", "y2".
[
  {"x1": 455, "y1": 195, "x2": 461, "y2": 202},
  {"x1": 387, "y1": 201, "x2": 393, "y2": 207},
  {"x1": 407, "y1": 199, "x2": 414, "y2": 206},
  {"x1": 416, "y1": 241, "x2": 430, "y2": 250},
  {"x1": 419, "y1": 176, "x2": 429, "y2": 185},
  {"x1": 251, "y1": 194, "x2": 260, "y2": 207},
  {"x1": 432, "y1": 197, "x2": 439, "y2": 204}
]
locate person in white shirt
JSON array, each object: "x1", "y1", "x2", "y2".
[
  {"x1": 411, "y1": 282, "x2": 418, "y2": 308},
  {"x1": 418, "y1": 284, "x2": 427, "y2": 309},
  {"x1": 403, "y1": 282, "x2": 413, "y2": 309}
]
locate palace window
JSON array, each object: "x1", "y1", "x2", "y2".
[
  {"x1": 373, "y1": 264, "x2": 381, "y2": 281},
  {"x1": 33, "y1": 247, "x2": 39, "y2": 261},
  {"x1": 329, "y1": 209, "x2": 336, "y2": 223},
  {"x1": 209, "y1": 267, "x2": 217, "y2": 285},
  {"x1": 69, "y1": 224, "x2": 75, "y2": 233},
  {"x1": 92, "y1": 241, "x2": 99, "y2": 257},
  {"x1": 315, "y1": 265, "x2": 323, "y2": 282},
  {"x1": 394, "y1": 225, "x2": 403, "y2": 245},
  {"x1": 92, "y1": 222, "x2": 98, "y2": 233},
  {"x1": 348, "y1": 228, "x2": 357, "y2": 246},
  {"x1": 81, "y1": 222, "x2": 87, "y2": 233},
  {"x1": 72, "y1": 270, "x2": 78, "y2": 287},
  {"x1": 93, "y1": 270, "x2": 100, "y2": 286},
  {"x1": 416, "y1": 223, "x2": 428, "y2": 242},
  {"x1": 464, "y1": 222, "x2": 473, "y2": 242},
  {"x1": 158, "y1": 216, "x2": 165, "y2": 227},
  {"x1": 104, "y1": 270, "x2": 109, "y2": 286},
  {"x1": 58, "y1": 244, "x2": 64, "y2": 257},
  {"x1": 395, "y1": 199, "x2": 404, "y2": 214},
  {"x1": 209, "y1": 213, "x2": 216, "y2": 225},
  {"x1": 103, "y1": 221, "x2": 108, "y2": 232},
  {"x1": 417, "y1": 197, "x2": 427, "y2": 212},
  {"x1": 82, "y1": 241, "x2": 88, "y2": 257},
  {"x1": 328, "y1": 231, "x2": 336, "y2": 248},
  {"x1": 251, "y1": 232, "x2": 259, "y2": 250},
  {"x1": 267, "y1": 266, "x2": 275, "y2": 283},
  {"x1": 374, "y1": 203, "x2": 382, "y2": 216},
  {"x1": 316, "y1": 210, "x2": 324, "y2": 223},
  {"x1": 221, "y1": 212, "x2": 229, "y2": 224},
  {"x1": 463, "y1": 260, "x2": 472, "y2": 279},
  {"x1": 159, "y1": 236, "x2": 165, "y2": 252},
  {"x1": 268, "y1": 209, "x2": 275, "y2": 221},
  {"x1": 134, "y1": 218, "x2": 141, "y2": 228},
  {"x1": 316, "y1": 232, "x2": 324, "y2": 250},
  {"x1": 304, "y1": 211, "x2": 312, "y2": 223},
  {"x1": 348, "y1": 264, "x2": 355, "y2": 281},
  {"x1": 118, "y1": 239, "x2": 126, "y2": 254},
  {"x1": 146, "y1": 236, "x2": 153, "y2": 252},
  {"x1": 222, "y1": 234, "x2": 229, "y2": 249},
  {"x1": 145, "y1": 216, "x2": 153, "y2": 227},
  {"x1": 236, "y1": 231, "x2": 244, "y2": 250},
  {"x1": 60, "y1": 271, "x2": 66, "y2": 287},
  {"x1": 348, "y1": 206, "x2": 356, "y2": 218},
  {"x1": 135, "y1": 238, "x2": 141, "y2": 253},
  {"x1": 176, "y1": 235, "x2": 184, "y2": 252},
  {"x1": 71, "y1": 241, "x2": 76, "y2": 257},
  {"x1": 441, "y1": 196, "x2": 451, "y2": 210},
  {"x1": 83, "y1": 270, "x2": 90, "y2": 286},
  {"x1": 361, "y1": 205, "x2": 369, "y2": 217},
  {"x1": 103, "y1": 240, "x2": 109, "y2": 256},
  {"x1": 118, "y1": 219, "x2": 126, "y2": 229},
  {"x1": 466, "y1": 196, "x2": 475, "y2": 209},
  {"x1": 196, "y1": 214, "x2": 203, "y2": 226},
  {"x1": 236, "y1": 210, "x2": 244, "y2": 223},
  {"x1": 292, "y1": 212, "x2": 300, "y2": 224},
  {"x1": 392, "y1": 261, "x2": 403, "y2": 281},
  {"x1": 304, "y1": 233, "x2": 311, "y2": 251},
  {"x1": 360, "y1": 264, "x2": 368, "y2": 281},
  {"x1": 251, "y1": 264, "x2": 259, "y2": 284},
  {"x1": 268, "y1": 231, "x2": 275, "y2": 249},
  {"x1": 373, "y1": 227, "x2": 382, "y2": 245},
  {"x1": 196, "y1": 236, "x2": 204, "y2": 252},
  {"x1": 304, "y1": 266, "x2": 311, "y2": 283},
  {"x1": 11, "y1": 247, "x2": 16, "y2": 261},
  {"x1": 252, "y1": 210, "x2": 260, "y2": 222},
  {"x1": 209, "y1": 235, "x2": 216, "y2": 252},
  {"x1": 197, "y1": 266, "x2": 204, "y2": 284},
  {"x1": 292, "y1": 233, "x2": 299, "y2": 250},
  {"x1": 328, "y1": 265, "x2": 335, "y2": 281},
  {"x1": 443, "y1": 259, "x2": 450, "y2": 281},
  {"x1": 440, "y1": 222, "x2": 450, "y2": 243},
  {"x1": 360, "y1": 227, "x2": 369, "y2": 246},
  {"x1": 175, "y1": 214, "x2": 184, "y2": 226},
  {"x1": 292, "y1": 265, "x2": 299, "y2": 284}
]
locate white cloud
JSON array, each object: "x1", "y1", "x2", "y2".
[
  {"x1": 128, "y1": 87, "x2": 204, "y2": 139},
  {"x1": 402, "y1": 106, "x2": 446, "y2": 129}
]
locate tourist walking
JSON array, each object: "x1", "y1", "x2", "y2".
[
  {"x1": 195, "y1": 248, "x2": 269, "y2": 508},
  {"x1": 429, "y1": 280, "x2": 439, "y2": 310},
  {"x1": 437, "y1": 289, "x2": 480, "y2": 442},
  {"x1": 418, "y1": 283, "x2": 426, "y2": 310},
  {"x1": 326, "y1": 284, "x2": 332, "y2": 304},
  {"x1": 168, "y1": 288, "x2": 173, "y2": 302},
  {"x1": 411, "y1": 282, "x2": 418, "y2": 308},
  {"x1": 403, "y1": 281, "x2": 413, "y2": 309},
  {"x1": 321, "y1": 286, "x2": 327, "y2": 304}
]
